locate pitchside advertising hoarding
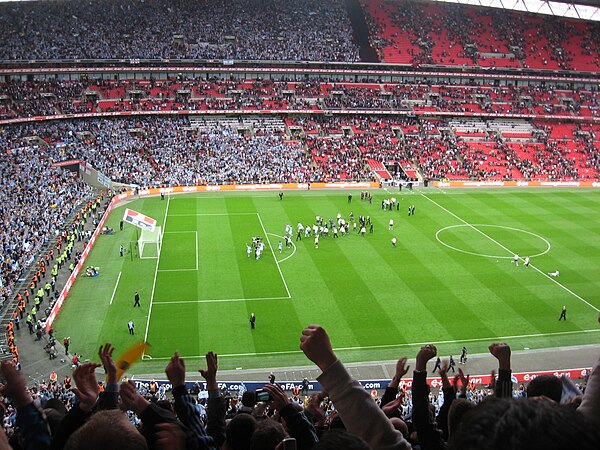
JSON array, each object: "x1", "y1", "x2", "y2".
[
  {"x1": 130, "y1": 367, "x2": 592, "y2": 393},
  {"x1": 433, "y1": 180, "x2": 600, "y2": 188}
]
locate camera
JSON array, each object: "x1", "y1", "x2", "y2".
[{"x1": 255, "y1": 389, "x2": 270, "y2": 402}]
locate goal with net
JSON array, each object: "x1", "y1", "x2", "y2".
[{"x1": 138, "y1": 226, "x2": 163, "y2": 259}]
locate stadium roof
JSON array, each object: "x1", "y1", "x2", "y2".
[
  {"x1": 429, "y1": 0, "x2": 599, "y2": 21},
  {"x1": 0, "y1": 0, "x2": 598, "y2": 21}
]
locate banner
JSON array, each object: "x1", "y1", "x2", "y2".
[
  {"x1": 123, "y1": 208, "x2": 157, "y2": 232},
  {"x1": 130, "y1": 367, "x2": 592, "y2": 394},
  {"x1": 434, "y1": 180, "x2": 600, "y2": 188}
]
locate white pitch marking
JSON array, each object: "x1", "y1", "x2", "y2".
[
  {"x1": 435, "y1": 224, "x2": 551, "y2": 259},
  {"x1": 140, "y1": 328, "x2": 600, "y2": 360},
  {"x1": 195, "y1": 231, "x2": 199, "y2": 271},
  {"x1": 267, "y1": 232, "x2": 297, "y2": 263},
  {"x1": 422, "y1": 193, "x2": 599, "y2": 313},
  {"x1": 143, "y1": 195, "x2": 170, "y2": 345},
  {"x1": 109, "y1": 271, "x2": 122, "y2": 305},
  {"x1": 257, "y1": 213, "x2": 291, "y2": 299},
  {"x1": 169, "y1": 213, "x2": 257, "y2": 217},
  {"x1": 163, "y1": 231, "x2": 199, "y2": 233},
  {"x1": 157, "y1": 268, "x2": 197, "y2": 272},
  {"x1": 152, "y1": 296, "x2": 291, "y2": 305}
]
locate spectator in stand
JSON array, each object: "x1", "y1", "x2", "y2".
[
  {"x1": 0, "y1": 0, "x2": 357, "y2": 62},
  {"x1": 0, "y1": 328, "x2": 598, "y2": 448},
  {"x1": 300, "y1": 324, "x2": 412, "y2": 449}
]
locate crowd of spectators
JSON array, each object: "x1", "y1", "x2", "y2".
[
  {"x1": 1, "y1": 113, "x2": 598, "y2": 192},
  {"x1": 1, "y1": 78, "x2": 597, "y2": 120},
  {"x1": 0, "y1": 117, "x2": 321, "y2": 187},
  {"x1": 306, "y1": 136, "x2": 373, "y2": 182},
  {"x1": 361, "y1": 0, "x2": 600, "y2": 71},
  {"x1": 0, "y1": 109, "x2": 595, "y2": 371},
  {"x1": 0, "y1": 0, "x2": 357, "y2": 62},
  {"x1": 0, "y1": 126, "x2": 93, "y2": 309},
  {"x1": 2, "y1": 185, "x2": 105, "y2": 367},
  {"x1": 0, "y1": 327, "x2": 598, "y2": 449},
  {"x1": 0, "y1": 0, "x2": 597, "y2": 71},
  {"x1": 0, "y1": 2, "x2": 599, "y2": 447}
]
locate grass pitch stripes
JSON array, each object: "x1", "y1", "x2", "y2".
[{"x1": 52, "y1": 189, "x2": 600, "y2": 372}]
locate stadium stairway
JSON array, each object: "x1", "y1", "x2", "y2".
[
  {"x1": 345, "y1": 0, "x2": 379, "y2": 63},
  {"x1": 13, "y1": 195, "x2": 109, "y2": 382}
]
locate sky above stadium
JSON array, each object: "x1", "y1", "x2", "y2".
[{"x1": 0, "y1": 0, "x2": 597, "y2": 20}]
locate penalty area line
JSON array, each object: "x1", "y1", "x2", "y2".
[
  {"x1": 140, "y1": 328, "x2": 600, "y2": 360},
  {"x1": 152, "y1": 296, "x2": 290, "y2": 305}
]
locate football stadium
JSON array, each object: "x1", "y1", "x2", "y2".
[{"x1": 0, "y1": 0, "x2": 599, "y2": 448}]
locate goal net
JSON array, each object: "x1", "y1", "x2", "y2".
[{"x1": 138, "y1": 226, "x2": 162, "y2": 259}]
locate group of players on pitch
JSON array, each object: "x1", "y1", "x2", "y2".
[
  {"x1": 289, "y1": 212, "x2": 374, "y2": 250},
  {"x1": 247, "y1": 237, "x2": 265, "y2": 260}
]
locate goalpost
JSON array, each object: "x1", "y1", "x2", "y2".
[{"x1": 138, "y1": 226, "x2": 163, "y2": 259}]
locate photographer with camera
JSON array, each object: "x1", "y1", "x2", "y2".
[{"x1": 257, "y1": 383, "x2": 318, "y2": 450}]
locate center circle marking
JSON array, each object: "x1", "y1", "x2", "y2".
[{"x1": 435, "y1": 224, "x2": 551, "y2": 259}]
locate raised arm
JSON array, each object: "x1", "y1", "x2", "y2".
[
  {"x1": 435, "y1": 363, "x2": 457, "y2": 441},
  {"x1": 412, "y1": 345, "x2": 446, "y2": 450},
  {"x1": 52, "y1": 362, "x2": 103, "y2": 450},
  {"x1": 97, "y1": 343, "x2": 119, "y2": 410},
  {"x1": 200, "y1": 352, "x2": 226, "y2": 448},
  {"x1": 489, "y1": 343, "x2": 512, "y2": 398},
  {"x1": 262, "y1": 383, "x2": 318, "y2": 450},
  {"x1": 166, "y1": 352, "x2": 218, "y2": 450},
  {"x1": 380, "y1": 357, "x2": 410, "y2": 408},
  {"x1": 0, "y1": 361, "x2": 52, "y2": 450},
  {"x1": 120, "y1": 379, "x2": 192, "y2": 449},
  {"x1": 578, "y1": 353, "x2": 600, "y2": 421},
  {"x1": 300, "y1": 325, "x2": 411, "y2": 450}
]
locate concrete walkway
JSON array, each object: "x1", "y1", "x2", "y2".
[{"x1": 131, "y1": 343, "x2": 599, "y2": 385}]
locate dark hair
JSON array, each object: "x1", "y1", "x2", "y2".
[
  {"x1": 226, "y1": 414, "x2": 257, "y2": 450},
  {"x1": 242, "y1": 390, "x2": 257, "y2": 407},
  {"x1": 313, "y1": 430, "x2": 372, "y2": 450},
  {"x1": 526, "y1": 375, "x2": 562, "y2": 403},
  {"x1": 250, "y1": 419, "x2": 286, "y2": 450},
  {"x1": 447, "y1": 398, "x2": 475, "y2": 436},
  {"x1": 448, "y1": 397, "x2": 600, "y2": 450}
]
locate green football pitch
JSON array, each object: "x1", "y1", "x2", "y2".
[{"x1": 53, "y1": 189, "x2": 600, "y2": 373}]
